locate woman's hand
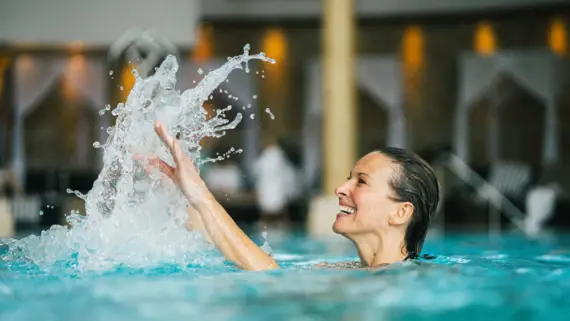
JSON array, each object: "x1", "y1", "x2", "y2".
[{"x1": 145, "y1": 120, "x2": 213, "y2": 208}]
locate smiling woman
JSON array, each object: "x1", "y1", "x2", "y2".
[
  {"x1": 332, "y1": 147, "x2": 440, "y2": 266},
  {"x1": 148, "y1": 121, "x2": 440, "y2": 270}
]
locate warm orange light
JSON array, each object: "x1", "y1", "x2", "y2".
[
  {"x1": 192, "y1": 24, "x2": 214, "y2": 62},
  {"x1": 549, "y1": 18, "x2": 566, "y2": 55},
  {"x1": 120, "y1": 63, "x2": 137, "y2": 101},
  {"x1": 402, "y1": 26, "x2": 424, "y2": 69},
  {"x1": 18, "y1": 55, "x2": 35, "y2": 72},
  {"x1": 63, "y1": 54, "x2": 86, "y2": 101},
  {"x1": 262, "y1": 28, "x2": 287, "y2": 64},
  {"x1": 402, "y1": 26, "x2": 424, "y2": 104},
  {"x1": 0, "y1": 57, "x2": 10, "y2": 97},
  {"x1": 474, "y1": 21, "x2": 497, "y2": 56}
]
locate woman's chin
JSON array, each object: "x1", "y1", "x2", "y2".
[{"x1": 332, "y1": 219, "x2": 348, "y2": 235}]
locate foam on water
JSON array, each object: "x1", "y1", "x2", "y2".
[{"x1": 5, "y1": 45, "x2": 274, "y2": 272}]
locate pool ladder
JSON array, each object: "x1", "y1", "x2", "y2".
[{"x1": 433, "y1": 153, "x2": 528, "y2": 238}]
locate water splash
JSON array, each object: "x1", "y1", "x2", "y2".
[{"x1": 6, "y1": 45, "x2": 275, "y2": 272}]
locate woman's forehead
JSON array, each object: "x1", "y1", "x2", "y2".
[{"x1": 352, "y1": 152, "x2": 397, "y2": 179}]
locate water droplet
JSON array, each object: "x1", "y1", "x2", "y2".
[
  {"x1": 247, "y1": 104, "x2": 252, "y2": 108},
  {"x1": 265, "y1": 108, "x2": 275, "y2": 120},
  {"x1": 119, "y1": 86, "x2": 124, "y2": 91},
  {"x1": 250, "y1": 114, "x2": 255, "y2": 119},
  {"x1": 197, "y1": 68, "x2": 203, "y2": 75},
  {"x1": 252, "y1": 95, "x2": 257, "y2": 99},
  {"x1": 39, "y1": 211, "x2": 44, "y2": 216},
  {"x1": 109, "y1": 70, "x2": 114, "y2": 76},
  {"x1": 93, "y1": 142, "x2": 101, "y2": 148},
  {"x1": 209, "y1": 95, "x2": 214, "y2": 100}
]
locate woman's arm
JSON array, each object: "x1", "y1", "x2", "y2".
[
  {"x1": 152, "y1": 121, "x2": 279, "y2": 271},
  {"x1": 192, "y1": 194, "x2": 279, "y2": 271},
  {"x1": 185, "y1": 205, "x2": 212, "y2": 243}
]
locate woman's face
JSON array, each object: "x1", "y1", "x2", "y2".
[{"x1": 332, "y1": 152, "x2": 409, "y2": 238}]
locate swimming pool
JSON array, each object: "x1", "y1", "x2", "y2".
[{"x1": 1, "y1": 231, "x2": 569, "y2": 321}]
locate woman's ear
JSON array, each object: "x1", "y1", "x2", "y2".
[{"x1": 390, "y1": 202, "x2": 414, "y2": 226}]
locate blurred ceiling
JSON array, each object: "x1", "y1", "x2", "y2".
[{"x1": 203, "y1": 0, "x2": 568, "y2": 20}]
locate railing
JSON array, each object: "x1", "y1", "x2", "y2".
[{"x1": 433, "y1": 152, "x2": 528, "y2": 238}]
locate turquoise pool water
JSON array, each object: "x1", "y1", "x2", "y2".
[{"x1": 1, "y1": 231, "x2": 569, "y2": 321}]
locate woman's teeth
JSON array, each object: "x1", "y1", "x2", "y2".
[{"x1": 340, "y1": 206, "x2": 355, "y2": 214}]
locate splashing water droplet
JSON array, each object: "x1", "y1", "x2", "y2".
[
  {"x1": 253, "y1": 95, "x2": 257, "y2": 99},
  {"x1": 109, "y1": 70, "x2": 114, "y2": 76},
  {"x1": 197, "y1": 68, "x2": 203, "y2": 75},
  {"x1": 250, "y1": 114, "x2": 255, "y2": 119},
  {"x1": 93, "y1": 142, "x2": 101, "y2": 148},
  {"x1": 7, "y1": 46, "x2": 275, "y2": 272},
  {"x1": 39, "y1": 211, "x2": 44, "y2": 216},
  {"x1": 265, "y1": 108, "x2": 275, "y2": 120},
  {"x1": 261, "y1": 230, "x2": 272, "y2": 256},
  {"x1": 119, "y1": 86, "x2": 124, "y2": 91}
]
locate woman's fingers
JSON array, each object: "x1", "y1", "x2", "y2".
[
  {"x1": 171, "y1": 138, "x2": 187, "y2": 168},
  {"x1": 157, "y1": 159, "x2": 176, "y2": 181},
  {"x1": 154, "y1": 121, "x2": 174, "y2": 151},
  {"x1": 134, "y1": 153, "x2": 176, "y2": 182}
]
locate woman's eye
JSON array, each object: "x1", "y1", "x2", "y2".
[{"x1": 358, "y1": 178, "x2": 366, "y2": 185}]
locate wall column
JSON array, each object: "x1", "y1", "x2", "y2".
[
  {"x1": 307, "y1": 0, "x2": 356, "y2": 238},
  {"x1": 322, "y1": 0, "x2": 357, "y2": 194}
]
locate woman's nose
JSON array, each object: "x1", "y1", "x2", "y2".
[{"x1": 335, "y1": 180, "x2": 350, "y2": 197}]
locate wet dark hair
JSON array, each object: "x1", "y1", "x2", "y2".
[{"x1": 376, "y1": 147, "x2": 440, "y2": 259}]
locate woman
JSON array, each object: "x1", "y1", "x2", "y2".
[{"x1": 147, "y1": 121, "x2": 439, "y2": 271}]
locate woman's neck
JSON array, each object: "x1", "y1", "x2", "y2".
[{"x1": 351, "y1": 231, "x2": 407, "y2": 267}]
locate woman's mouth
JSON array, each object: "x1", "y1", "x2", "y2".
[{"x1": 339, "y1": 205, "x2": 355, "y2": 215}]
